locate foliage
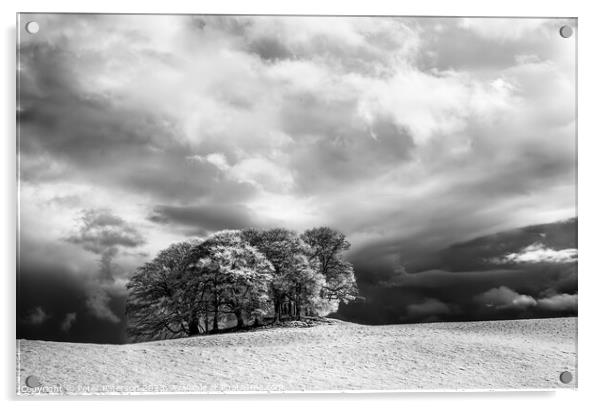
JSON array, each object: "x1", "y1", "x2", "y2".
[
  {"x1": 126, "y1": 227, "x2": 357, "y2": 341},
  {"x1": 242, "y1": 228, "x2": 324, "y2": 320},
  {"x1": 187, "y1": 230, "x2": 274, "y2": 332},
  {"x1": 125, "y1": 241, "x2": 201, "y2": 341},
  {"x1": 302, "y1": 227, "x2": 358, "y2": 304}
]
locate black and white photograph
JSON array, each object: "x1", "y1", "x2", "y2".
[{"x1": 16, "y1": 13, "x2": 577, "y2": 394}]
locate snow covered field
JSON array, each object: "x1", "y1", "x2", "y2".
[{"x1": 17, "y1": 317, "x2": 577, "y2": 394}]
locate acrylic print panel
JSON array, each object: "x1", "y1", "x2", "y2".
[{"x1": 16, "y1": 14, "x2": 577, "y2": 394}]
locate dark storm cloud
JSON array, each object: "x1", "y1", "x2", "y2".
[
  {"x1": 17, "y1": 262, "x2": 126, "y2": 344},
  {"x1": 17, "y1": 233, "x2": 128, "y2": 343},
  {"x1": 406, "y1": 298, "x2": 455, "y2": 321},
  {"x1": 18, "y1": 26, "x2": 253, "y2": 203},
  {"x1": 19, "y1": 43, "x2": 158, "y2": 159},
  {"x1": 63, "y1": 209, "x2": 144, "y2": 323},
  {"x1": 378, "y1": 268, "x2": 550, "y2": 295},
  {"x1": 246, "y1": 34, "x2": 294, "y2": 62},
  {"x1": 338, "y1": 267, "x2": 577, "y2": 324},
  {"x1": 338, "y1": 218, "x2": 577, "y2": 325},
  {"x1": 149, "y1": 203, "x2": 257, "y2": 235},
  {"x1": 66, "y1": 209, "x2": 145, "y2": 255},
  {"x1": 343, "y1": 147, "x2": 575, "y2": 276},
  {"x1": 405, "y1": 218, "x2": 577, "y2": 273},
  {"x1": 350, "y1": 219, "x2": 577, "y2": 295}
]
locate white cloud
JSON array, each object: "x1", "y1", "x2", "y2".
[
  {"x1": 230, "y1": 157, "x2": 295, "y2": 192},
  {"x1": 247, "y1": 192, "x2": 319, "y2": 229},
  {"x1": 199, "y1": 153, "x2": 295, "y2": 193},
  {"x1": 475, "y1": 286, "x2": 537, "y2": 310},
  {"x1": 60, "y1": 312, "x2": 77, "y2": 332},
  {"x1": 459, "y1": 18, "x2": 551, "y2": 42},
  {"x1": 204, "y1": 153, "x2": 230, "y2": 172},
  {"x1": 475, "y1": 286, "x2": 578, "y2": 313},
  {"x1": 352, "y1": 67, "x2": 516, "y2": 145},
  {"x1": 538, "y1": 293, "x2": 578, "y2": 312},
  {"x1": 23, "y1": 306, "x2": 50, "y2": 325},
  {"x1": 85, "y1": 286, "x2": 120, "y2": 324},
  {"x1": 492, "y1": 243, "x2": 577, "y2": 264}
]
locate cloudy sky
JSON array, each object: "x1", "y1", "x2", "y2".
[{"x1": 17, "y1": 15, "x2": 576, "y2": 342}]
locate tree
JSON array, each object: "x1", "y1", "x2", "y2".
[
  {"x1": 188, "y1": 230, "x2": 274, "y2": 332},
  {"x1": 301, "y1": 227, "x2": 358, "y2": 306},
  {"x1": 126, "y1": 227, "x2": 359, "y2": 341},
  {"x1": 242, "y1": 228, "x2": 324, "y2": 321},
  {"x1": 125, "y1": 241, "x2": 201, "y2": 342}
]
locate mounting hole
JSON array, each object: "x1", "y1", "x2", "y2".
[
  {"x1": 559, "y1": 371, "x2": 573, "y2": 384},
  {"x1": 25, "y1": 375, "x2": 41, "y2": 388},
  {"x1": 559, "y1": 25, "x2": 573, "y2": 38},
  {"x1": 25, "y1": 21, "x2": 40, "y2": 35}
]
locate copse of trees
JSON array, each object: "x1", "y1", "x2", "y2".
[
  {"x1": 126, "y1": 227, "x2": 358, "y2": 342},
  {"x1": 241, "y1": 228, "x2": 324, "y2": 321}
]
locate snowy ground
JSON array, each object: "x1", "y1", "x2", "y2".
[{"x1": 17, "y1": 317, "x2": 577, "y2": 394}]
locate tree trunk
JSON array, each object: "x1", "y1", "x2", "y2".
[
  {"x1": 204, "y1": 311, "x2": 209, "y2": 334},
  {"x1": 235, "y1": 310, "x2": 244, "y2": 329},
  {"x1": 188, "y1": 313, "x2": 200, "y2": 336},
  {"x1": 295, "y1": 295, "x2": 301, "y2": 320},
  {"x1": 273, "y1": 298, "x2": 281, "y2": 322},
  {"x1": 212, "y1": 312, "x2": 219, "y2": 333},
  {"x1": 212, "y1": 292, "x2": 219, "y2": 333}
]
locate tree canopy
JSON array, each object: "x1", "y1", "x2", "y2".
[
  {"x1": 126, "y1": 241, "x2": 201, "y2": 341},
  {"x1": 302, "y1": 227, "x2": 358, "y2": 304},
  {"x1": 126, "y1": 227, "x2": 357, "y2": 341}
]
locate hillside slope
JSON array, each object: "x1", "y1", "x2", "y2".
[{"x1": 17, "y1": 317, "x2": 576, "y2": 394}]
